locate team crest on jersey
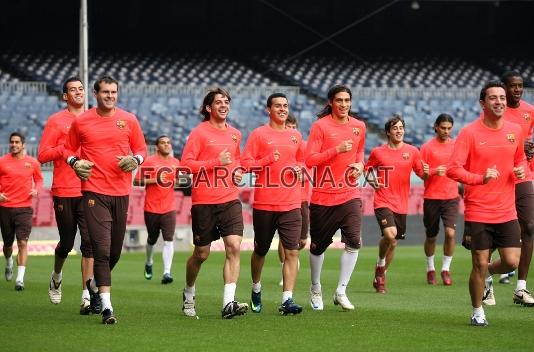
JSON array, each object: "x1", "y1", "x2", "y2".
[
  {"x1": 231, "y1": 134, "x2": 238, "y2": 143},
  {"x1": 24, "y1": 162, "x2": 32, "y2": 168},
  {"x1": 524, "y1": 113, "x2": 531, "y2": 122},
  {"x1": 116, "y1": 120, "x2": 126, "y2": 129},
  {"x1": 507, "y1": 133, "x2": 516, "y2": 144},
  {"x1": 353, "y1": 127, "x2": 360, "y2": 136},
  {"x1": 291, "y1": 135, "x2": 298, "y2": 144},
  {"x1": 402, "y1": 152, "x2": 410, "y2": 160},
  {"x1": 88, "y1": 199, "x2": 95, "y2": 207}
]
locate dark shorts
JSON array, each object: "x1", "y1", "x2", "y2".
[
  {"x1": 516, "y1": 181, "x2": 534, "y2": 241},
  {"x1": 466, "y1": 220, "x2": 522, "y2": 250},
  {"x1": 0, "y1": 206, "x2": 32, "y2": 246},
  {"x1": 309, "y1": 198, "x2": 362, "y2": 255},
  {"x1": 145, "y1": 210, "x2": 176, "y2": 244},
  {"x1": 253, "y1": 208, "x2": 302, "y2": 255},
  {"x1": 191, "y1": 199, "x2": 244, "y2": 247},
  {"x1": 301, "y1": 201, "x2": 309, "y2": 241},
  {"x1": 423, "y1": 197, "x2": 459, "y2": 237},
  {"x1": 53, "y1": 196, "x2": 92, "y2": 258},
  {"x1": 375, "y1": 207, "x2": 407, "y2": 240}
]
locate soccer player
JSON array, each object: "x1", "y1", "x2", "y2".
[
  {"x1": 64, "y1": 76, "x2": 147, "y2": 324},
  {"x1": 38, "y1": 77, "x2": 94, "y2": 314},
  {"x1": 497, "y1": 71, "x2": 534, "y2": 306},
  {"x1": 241, "y1": 93, "x2": 305, "y2": 315},
  {"x1": 277, "y1": 114, "x2": 309, "y2": 286},
  {"x1": 365, "y1": 115, "x2": 428, "y2": 294},
  {"x1": 180, "y1": 88, "x2": 248, "y2": 319},
  {"x1": 133, "y1": 135, "x2": 180, "y2": 285},
  {"x1": 447, "y1": 81, "x2": 525, "y2": 326},
  {"x1": 0, "y1": 132, "x2": 43, "y2": 291},
  {"x1": 305, "y1": 84, "x2": 366, "y2": 311},
  {"x1": 420, "y1": 114, "x2": 458, "y2": 286}
]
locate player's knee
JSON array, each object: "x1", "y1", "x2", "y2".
[
  {"x1": 55, "y1": 245, "x2": 69, "y2": 259},
  {"x1": 16, "y1": 240, "x2": 27, "y2": 249},
  {"x1": 425, "y1": 235, "x2": 437, "y2": 243},
  {"x1": 253, "y1": 244, "x2": 269, "y2": 257},
  {"x1": 344, "y1": 245, "x2": 359, "y2": 253},
  {"x1": 193, "y1": 250, "x2": 209, "y2": 263},
  {"x1": 525, "y1": 222, "x2": 534, "y2": 240},
  {"x1": 309, "y1": 241, "x2": 327, "y2": 256}
]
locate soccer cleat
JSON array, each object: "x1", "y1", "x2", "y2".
[
  {"x1": 15, "y1": 281, "x2": 24, "y2": 291},
  {"x1": 513, "y1": 289, "x2": 534, "y2": 307},
  {"x1": 427, "y1": 270, "x2": 437, "y2": 285},
  {"x1": 86, "y1": 279, "x2": 102, "y2": 314},
  {"x1": 499, "y1": 275, "x2": 510, "y2": 284},
  {"x1": 5, "y1": 266, "x2": 13, "y2": 281},
  {"x1": 221, "y1": 301, "x2": 248, "y2": 319},
  {"x1": 182, "y1": 290, "x2": 196, "y2": 317},
  {"x1": 144, "y1": 264, "x2": 153, "y2": 280},
  {"x1": 101, "y1": 308, "x2": 117, "y2": 324},
  {"x1": 161, "y1": 273, "x2": 173, "y2": 285},
  {"x1": 470, "y1": 314, "x2": 488, "y2": 327},
  {"x1": 279, "y1": 298, "x2": 303, "y2": 315},
  {"x1": 48, "y1": 276, "x2": 62, "y2": 304},
  {"x1": 333, "y1": 292, "x2": 355, "y2": 311},
  {"x1": 441, "y1": 270, "x2": 452, "y2": 286},
  {"x1": 80, "y1": 298, "x2": 91, "y2": 315},
  {"x1": 309, "y1": 287, "x2": 324, "y2": 310},
  {"x1": 250, "y1": 290, "x2": 262, "y2": 313},
  {"x1": 373, "y1": 265, "x2": 386, "y2": 294},
  {"x1": 483, "y1": 279, "x2": 496, "y2": 306},
  {"x1": 508, "y1": 271, "x2": 516, "y2": 277}
]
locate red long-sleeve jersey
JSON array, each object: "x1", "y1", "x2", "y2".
[{"x1": 0, "y1": 154, "x2": 43, "y2": 207}]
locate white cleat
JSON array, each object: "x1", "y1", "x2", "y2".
[
  {"x1": 310, "y1": 287, "x2": 324, "y2": 311},
  {"x1": 182, "y1": 290, "x2": 196, "y2": 317},
  {"x1": 333, "y1": 292, "x2": 355, "y2": 311},
  {"x1": 470, "y1": 314, "x2": 488, "y2": 326},
  {"x1": 5, "y1": 266, "x2": 13, "y2": 281},
  {"x1": 48, "y1": 276, "x2": 62, "y2": 304},
  {"x1": 483, "y1": 280, "x2": 496, "y2": 306},
  {"x1": 513, "y1": 289, "x2": 534, "y2": 307}
]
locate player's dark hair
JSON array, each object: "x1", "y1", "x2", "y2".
[
  {"x1": 266, "y1": 93, "x2": 288, "y2": 107},
  {"x1": 317, "y1": 84, "x2": 352, "y2": 118},
  {"x1": 500, "y1": 71, "x2": 522, "y2": 85},
  {"x1": 285, "y1": 113, "x2": 298, "y2": 128},
  {"x1": 94, "y1": 75, "x2": 119, "y2": 92},
  {"x1": 62, "y1": 77, "x2": 83, "y2": 94},
  {"x1": 384, "y1": 114, "x2": 405, "y2": 135},
  {"x1": 479, "y1": 81, "x2": 506, "y2": 101},
  {"x1": 9, "y1": 131, "x2": 25, "y2": 144},
  {"x1": 155, "y1": 135, "x2": 170, "y2": 146},
  {"x1": 433, "y1": 113, "x2": 454, "y2": 132},
  {"x1": 200, "y1": 88, "x2": 231, "y2": 121}
]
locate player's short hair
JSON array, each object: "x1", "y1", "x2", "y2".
[
  {"x1": 155, "y1": 135, "x2": 170, "y2": 145},
  {"x1": 479, "y1": 81, "x2": 506, "y2": 101},
  {"x1": 200, "y1": 88, "x2": 231, "y2": 121},
  {"x1": 385, "y1": 114, "x2": 405, "y2": 134},
  {"x1": 285, "y1": 113, "x2": 298, "y2": 127},
  {"x1": 9, "y1": 131, "x2": 25, "y2": 144},
  {"x1": 317, "y1": 84, "x2": 353, "y2": 118},
  {"x1": 434, "y1": 113, "x2": 454, "y2": 131},
  {"x1": 266, "y1": 93, "x2": 288, "y2": 107},
  {"x1": 94, "y1": 75, "x2": 119, "y2": 92},
  {"x1": 62, "y1": 77, "x2": 83, "y2": 94},
  {"x1": 500, "y1": 70, "x2": 522, "y2": 85}
]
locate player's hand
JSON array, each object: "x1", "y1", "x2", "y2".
[
  {"x1": 273, "y1": 150, "x2": 281, "y2": 162},
  {"x1": 73, "y1": 159, "x2": 94, "y2": 181},
  {"x1": 421, "y1": 160, "x2": 430, "y2": 177},
  {"x1": 462, "y1": 234, "x2": 472, "y2": 250},
  {"x1": 233, "y1": 170, "x2": 243, "y2": 185},
  {"x1": 514, "y1": 166, "x2": 525, "y2": 180},
  {"x1": 0, "y1": 193, "x2": 8, "y2": 202},
  {"x1": 293, "y1": 166, "x2": 303, "y2": 182},
  {"x1": 348, "y1": 162, "x2": 363, "y2": 179},
  {"x1": 298, "y1": 238, "x2": 307, "y2": 250},
  {"x1": 117, "y1": 155, "x2": 139, "y2": 172},
  {"x1": 336, "y1": 140, "x2": 353, "y2": 153},
  {"x1": 219, "y1": 149, "x2": 232, "y2": 165},
  {"x1": 436, "y1": 165, "x2": 446, "y2": 176},
  {"x1": 524, "y1": 140, "x2": 534, "y2": 161},
  {"x1": 29, "y1": 189, "x2": 38, "y2": 197},
  {"x1": 483, "y1": 165, "x2": 499, "y2": 184}
]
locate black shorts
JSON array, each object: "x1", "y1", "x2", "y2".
[
  {"x1": 515, "y1": 181, "x2": 534, "y2": 240},
  {"x1": 466, "y1": 220, "x2": 521, "y2": 250},
  {"x1": 53, "y1": 196, "x2": 92, "y2": 258},
  {"x1": 0, "y1": 206, "x2": 32, "y2": 246},
  {"x1": 300, "y1": 201, "x2": 309, "y2": 241},
  {"x1": 145, "y1": 210, "x2": 177, "y2": 244},
  {"x1": 253, "y1": 208, "x2": 302, "y2": 255},
  {"x1": 374, "y1": 207, "x2": 407, "y2": 240},
  {"x1": 309, "y1": 198, "x2": 362, "y2": 255},
  {"x1": 191, "y1": 199, "x2": 243, "y2": 246},
  {"x1": 423, "y1": 198, "x2": 459, "y2": 237}
]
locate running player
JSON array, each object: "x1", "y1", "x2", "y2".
[
  {"x1": 134, "y1": 135, "x2": 180, "y2": 285},
  {"x1": 0, "y1": 132, "x2": 43, "y2": 291}
]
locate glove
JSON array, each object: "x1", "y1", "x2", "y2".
[
  {"x1": 117, "y1": 155, "x2": 139, "y2": 172},
  {"x1": 73, "y1": 160, "x2": 94, "y2": 181},
  {"x1": 524, "y1": 140, "x2": 534, "y2": 161}
]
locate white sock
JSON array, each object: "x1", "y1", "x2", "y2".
[
  {"x1": 516, "y1": 280, "x2": 527, "y2": 291},
  {"x1": 282, "y1": 290, "x2": 292, "y2": 303},
  {"x1": 184, "y1": 285, "x2": 195, "y2": 301},
  {"x1": 252, "y1": 282, "x2": 261, "y2": 293},
  {"x1": 146, "y1": 243, "x2": 154, "y2": 265},
  {"x1": 377, "y1": 257, "x2": 386, "y2": 267},
  {"x1": 82, "y1": 289, "x2": 90, "y2": 300},
  {"x1": 52, "y1": 270, "x2": 62, "y2": 283},
  {"x1": 100, "y1": 292, "x2": 112, "y2": 311},
  {"x1": 223, "y1": 283, "x2": 236, "y2": 307},
  {"x1": 310, "y1": 252, "x2": 324, "y2": 290},
  {"x1": 162, "y1": 241, "x2": 174, "y2": 274},
  {"x1": 485, "y1": 275, "x2": 493, "y2": 284},
  {"x1": 473, "y1": 306, "x2": 484, "y2": 316},
  {"x1": 16, "y1": 266, "x2": 25, "y2": 282},
  {"x1": 6, "y1": 256, "x2": 13, "y2": 268},
  {"x1": 88, "y1": 277, "x2": 98, "y2": 292},
  {"x1": 441, "y1": 256, "x2": 452, "y2": 272},
  {"x1": 426, "y1": 255, "x2": 435, "y2": 272},
  {"x1": 336, "y1": 247, "x2": 359, "y2": 295}
]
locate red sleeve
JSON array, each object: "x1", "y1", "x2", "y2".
[
  {"x1": 130, "y1": 117, "x2": 147, "y2": 159},
  {"x1": 412, "y1": 147, "x2": 425, "y2": 178},
  {"x1": 420, "y1": 143, "x2": 437, "y2": 175},
  {"x1": 356, "y1": 125, "x2": 366, "y2": 163},
  {"x1": 241, "y1": 130, "x2": 275, "y2": 170},
  {"x1": 514, "y1": 129, "x2": 528, "y2": 170},
  {"x1": 446, "y1": 129, "x2": 484, "y2": 185},
  {"x1": 181, "y1": 131, "x2": 220, "y2": 173},
  {"x1": 305, "y1": 124, "x2": 338, "y2": 168},
  {"x1": 64, "y1": 119, "x2": 81, "y2": 160},
  {"x1": 32, "y1": 160, "x2": 44, "y2": 192},
  {"x1": 38, "y1": 120, "x2": 64, "y2": 163}
]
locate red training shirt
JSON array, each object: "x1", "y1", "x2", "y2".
[
  {"x1": 0, "y1": 154, "x2": 43, "y2": 207},
  {"x1": 420, "y1": 137, "x2": 458, "y2": 200}
]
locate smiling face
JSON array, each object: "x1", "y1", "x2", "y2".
[
  {"x1": 156, "y1": 136, "x2": 172, "y2": 156},
  {"x1": 329, "y1": 91, "x2": 351, "y2": 120},
  {"x1": 504, "y1": 76, "x2": 523, "y2": 108},
  {"x1": 387, "y1": 120, "x2": 405, "y2": 145},
  {"x1": 94, "y1": 82, "x2": 118, "y2": 113},
  {"x1": 9, "y1": 135, "x2": 24, "y2": 156},
  {"x1": 63, "y1": 80, "x2": 85, "y2": 109},
  {"x1": 206, "y1": 93, "x2": 230, "y2": 123},
  {"x1": 480, "y1": 86, "x2": 506, "y2": 119},
  {"x1": 267, "y1": 97, "x2": 289, "y2": 126}
]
